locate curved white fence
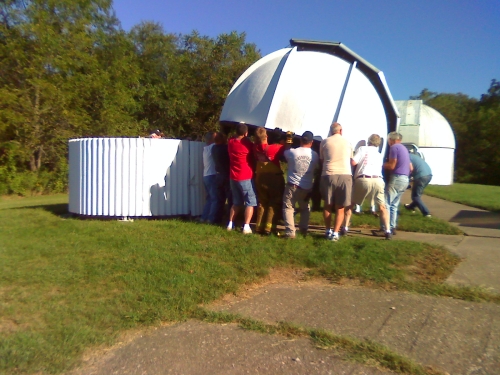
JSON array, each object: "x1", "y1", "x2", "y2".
[{"x1": 68, "y1": 138, "x2": 205, "y2": 217}]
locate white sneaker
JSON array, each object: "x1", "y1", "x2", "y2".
[
  {"x1": 226, "y1": 224, "x2": 233, "y2": 231},
  {"x1": 242, "y1": 227, "x2": 253, "y2": 235}
]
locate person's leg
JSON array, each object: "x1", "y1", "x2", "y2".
[
  {"x1": 244, "y1": 206, "x2": 254, "y2": 225},
  {"x1": 254, "y1": 174, "x2": 265, "y2": 231},
  {"x1": 268, "y1": 174, "x2": 285, "y2": 233},
  {"x1": 206, "y1": 175, "x2": 218, "y2": 223},
  {"x1": 343, "y1": 206, "x2": 352, "y2": 229},
  {"x1": 320, "y1": 176, "x2": 333, "y2": 235},
  {"x1": 412, "y1": 175, "x2": 432, "y2": 216},
  {"x1": 201, "y1": 175, "x2": 212, "y2": 221},
  {"x1": 282, "y1": 184, "x2": 296, "y2": 237},
  {"x1": 333, "y1": 175, "x2": 352, "y2": 235},
  {"x1": 241, "y1": 179, "x2": 257, "y2": 233},
  {"x1": 214, "y1": 173, "x2": 228, "y2": 224},
  {"x1": 386, "y1": 175, "x2": 409, "y2": 231},
  {"x1": 297, "y1": 188, "x2": 311, "y2": 234},
  {"x1": 333, "y1": 206, "x2": 345, "y2": 233},
  {"x1": 374, "y1": 179, "x2": 391, "y2": 236},
  {"x1": 228, "y1": 179, "x2": 243, "y2": 229}
]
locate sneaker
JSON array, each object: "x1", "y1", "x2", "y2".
[
  {"x1": 325, "y1": 231, "x2": 334, "y2": 241},
  {"x1": 330, "y1": 234, "x2": 340, "y2": 242},
  {"x1": 226, "y1": 224, "x2": 233, "y2": 231},
  {"x1": 391, "y1": 229, "x2": 397, "y2": 235},
  {"x1": 284, "y1": 233, "x2": 296, "y2": 239},
  {"x1": 425, "y1": 214, "x2": 432, "y2": 218},
  {"x1": 371, "y1": 229, "x2": 385, "y2": 237},
  {"x1": 340, "y1": 227, "x2": 348, "y2": 236},
  {"x1": 242, "y1": 227, "x2": 253, "y2": 235},
  {"x1": 404, "y1": 204, "x2": 415, "y2": 213},
  {"x1": 385, "y1": 232, "x2": 392, "y2": 240}
]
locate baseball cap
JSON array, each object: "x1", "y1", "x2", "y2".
[{"x1": 301, "y1": 131, "x2": 314, "y2": 143}]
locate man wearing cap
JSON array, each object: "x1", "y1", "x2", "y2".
[
  {"x1": 344, "y1": 134, "x2": 392, "y2": 240},
  {"x1": 282, "y1": 131, "x2": 319, "y2": 238},
  {"x1": 319, "y1": 122, "x2": 353, "y2": 242},
  {"x1": 227, "y1": 123, "x2": 257, "y2": 234},
  {"x1": 383, "y1": 132, "x2": 411, "y2": 234}
]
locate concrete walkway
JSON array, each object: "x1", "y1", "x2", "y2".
[
  {"x1": 69, "y1": 194, "x2": 500, "y2": 375},
  {"x1": 399, "y1": 191, "x2": 500, "y2": 294}
]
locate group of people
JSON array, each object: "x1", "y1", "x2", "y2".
[{"x1": 200, "y1": 121, "x2": 433, "y2": 241}]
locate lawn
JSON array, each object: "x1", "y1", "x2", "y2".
[
  {"x1": 425, "y1": 183, "x2": 500, "y2": 212},
  {"x1": 0, "y1": 194, "x2": 485, "y2": 374}
]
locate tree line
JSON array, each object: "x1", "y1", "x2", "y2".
[
  {"x1": 411, "y1": 79, "x2": 500, "y2": 186},
  {"x1": 1, "y1": 1, "x2": 498, "y2": 196},
  {"x1": 0, "y1": 0, "x2": 260, "y2": 195}
]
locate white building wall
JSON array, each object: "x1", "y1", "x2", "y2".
[
  {"x1": 419, "y1": 148, "x2": 455, "y2": 186},
  {"x1": 68, "y1": 138, "x2": 205, "y2": 217}
]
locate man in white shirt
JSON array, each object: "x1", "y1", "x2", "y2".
[
  {"x1": 345, "y1": 134, "x2": 391, "y2": 240},
  {"x1": 282, "y1": 131, "x2": 319, "y2": 238},
  {"x1": 201, "y1": 132, "x2": 217, "y2": 223}
]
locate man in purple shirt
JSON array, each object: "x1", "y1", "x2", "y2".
[{"x1": 382, "y1": 132, "x2": 411, "y2": 234}]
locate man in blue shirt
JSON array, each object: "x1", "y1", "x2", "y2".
[{"x1": 405, "y1": 153, "x2": 433, "y2": 217}]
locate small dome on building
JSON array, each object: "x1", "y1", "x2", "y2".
[
  {"x1": 395, "y1": 100, "x2": 456, "y2": 185},
  {"x1": 396, "y1": 100, "x2": 455, "y2": 149}
]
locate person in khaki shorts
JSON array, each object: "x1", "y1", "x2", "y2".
[
  {"x1": 319, "y1": 122, "x2": 353, "y2": 242},
  {"x1": 282, "y1": 131, "x2": 319, "y2": 238},
  {"x1": 344, "y1": 134, "x2": 392, "y2": 240}
]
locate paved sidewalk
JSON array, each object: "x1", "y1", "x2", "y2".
[{"x1": 400, "y1": 191, "x2": 500, "y2": 293}]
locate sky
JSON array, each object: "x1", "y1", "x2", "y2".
[{"x1": 113, "y1": 0, "x2": 499, "y2": 101}]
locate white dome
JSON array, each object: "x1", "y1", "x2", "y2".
[
  {"x1": 220, "y1": 40, "x2": 399, "y2": 152},
  {"x1": 396, "y1": 100, "x2": 456, "y2": 149}
]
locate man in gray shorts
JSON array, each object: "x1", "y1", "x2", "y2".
[{"x1": 319, "y1": 122, "x2": 353, "y2": 241}]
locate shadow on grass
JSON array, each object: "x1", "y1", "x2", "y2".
[{"x1": 12, "y1": 203, "x2": 69, "y2": 216}]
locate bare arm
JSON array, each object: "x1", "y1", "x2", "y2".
[{"x1": 383, "y1": 158, "x2": 397, "y2": 171}]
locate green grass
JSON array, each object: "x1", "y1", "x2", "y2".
[
  {"x1": 425, "y1": 183, "x2": 500, "y2": 212},
  {"x1": 0, "y1": 195, "x2": 492, "y2": 374},
  {"x1": 305, "y1": 204, "x2": 463, "y2": 235}
]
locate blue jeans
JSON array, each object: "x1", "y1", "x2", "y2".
[
  {"x1": 230, "y1": 179, "x2": 257, "y2": 207},
  {"x1": 202, "y1": 174, "x2": 218, "y2": 223},
  {"x1": 385, "y1": 174, "x2": 409, "y2": 231},
  {"x1": 407, "y1": 175, "x2": 432, "y2": 216},
  {"x1": 214, "y1": 173, "x2": 232, "y2": 224}
]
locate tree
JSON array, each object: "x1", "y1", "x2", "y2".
[{"x1": 413, "y1": 80, "x2": 500, "y2": 185}]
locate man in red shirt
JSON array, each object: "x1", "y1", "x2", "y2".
[{"x1": 227, "y1": 123, "x2": 257, "y2": 234}]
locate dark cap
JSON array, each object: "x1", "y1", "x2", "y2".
[{"x1": 301, "y1": 131, "x2": 314, "y2": 143}]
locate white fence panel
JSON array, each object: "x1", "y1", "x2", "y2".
[{"x1": 68, "y1": 138, "x2": 204, "y2": 217}]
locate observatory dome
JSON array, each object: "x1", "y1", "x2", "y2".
[{"x1": 220, "y1": 39, "x2": 399, "y2": 152}]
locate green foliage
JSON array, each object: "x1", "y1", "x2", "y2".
[
  {"x1": 412, "y1": 79, "x2": 500, "y2": 185},
  {"x1": 0, "y1": 1, "x2": 261, "y2": 195},
  {"x1": 425, "y1": 183, "x2": 500, "y2": 212}
]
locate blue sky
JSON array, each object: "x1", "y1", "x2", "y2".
[{"x1": 113, "y1": 0, "x2": 499, "y2": 101}]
